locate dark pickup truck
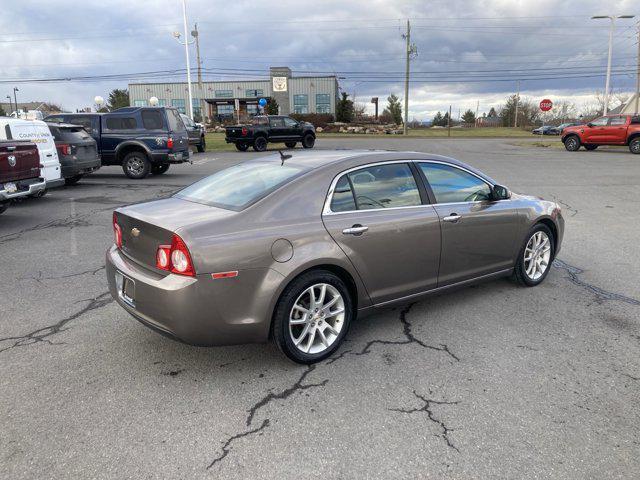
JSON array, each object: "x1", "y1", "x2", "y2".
[
  {"x1": 44, "y1": 107, "x2": 190, "y2": 179},
  {"x1": 225, "y1": 115, "x2": 316, "y2": 152},
  {"x1": 0, "y1": 140, "x2": 45, "y2": 214}
]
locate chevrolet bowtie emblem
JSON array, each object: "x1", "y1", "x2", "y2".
[{"x1": 131, "y1": 227, "x2": 140, "y2": 237}]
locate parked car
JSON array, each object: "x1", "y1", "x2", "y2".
[
  {"x1": 225, "y1": 115, "x2": 316, "y2": 152},
  {"x1": 0, "y1": 140, "x2": 46, "y2": 214},
  {"x1": 562, "y1": 115, "x2": 640, "y2": 153},
  {"x1": 0, "y1": 118, "x2": 63, "y2": 193},
  {"x1": 532, "y1": 126, "x2": 555, "y2": 135},
  {"x1": 107, "y1": 150, "x2": 564, "y2": 363},
  {"x1": 180, "y1": 114, "x2": 206, "y2": 153},
  {"x1": 44, "y1": 107, "x2": 190, "y2": 179},
  {"x1": 549, "y1": 123, "x2": 580, "y2": 135},
  {"x1": 46, "y1": 123, "x2": 101, "y2": 185}
]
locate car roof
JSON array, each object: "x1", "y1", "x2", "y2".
[{"x1": 45, "y1": 122, "x2": 85, "y2": 128}]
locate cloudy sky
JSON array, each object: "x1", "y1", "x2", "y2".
[{"x1": 1, "y1": 0, "x2": 639, "y2": 119}]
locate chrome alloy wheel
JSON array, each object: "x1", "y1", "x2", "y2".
[
  {"x1": 289, "y1": 283, "x2": 345, "y2": 354},
  {"x1": 524, "y1": 231, "x2": 551, "y2": 281},
  {"x1": 126, "y1": 156, "x2": 145, "y2": 176}
]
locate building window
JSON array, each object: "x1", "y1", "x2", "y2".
[
  {"x1": 217, "y1": 104, "x2": 234, "y2": 118},
  {"x1": 215, "y1": 90, "x2": 233, "y2": 98},
  {"x1": 192, "y1": 98, "x2": 201, "y2": 121},
  {"x1": 293, "y1": 94, "x2": 308, "y2": 114},
  {"x1": 172, "y1": 99, "x2": 186, "y2": 114},
  {"x1": 245, "y1": 89, "x2": 264, "y2": 98},
  {"x1": 133, "y1": 100, "x2": 147, "y2": 107},
  {"x1": 247, "y1": 104, "x2": 259, "y2": 116},
  {"x1": 157, "y1": 99, "x2": 166, "y2": 106},
  {"x1": 316, "y1": 94, "x2": 331, "y2": 113}
]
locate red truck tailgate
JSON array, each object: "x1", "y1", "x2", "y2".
[{"x1": 0, "y1": 141, "x2": 40, "y2": 183}]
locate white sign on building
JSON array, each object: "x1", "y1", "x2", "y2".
[{"x1": 272, "y1": 77, "x2": 288, "y2": 92}]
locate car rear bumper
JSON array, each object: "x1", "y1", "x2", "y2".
[
  {"x1": 61, "y1": 158, "x2": 101, "y2": 178},
  {"x1": 105, "y1": 245, "x2": 283, "y2": 346},
  {"x1": 150, "y1": 150, "x2": 190, "y2": 164},
  {"x1": 0, "y1": 177, "x2": 47, "y2": 201}
]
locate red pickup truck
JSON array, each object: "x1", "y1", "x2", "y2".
[
  {"x1": 0, "y1": 140, "x2": 46, "y2": 215},
  {"x1": 562, "y1": 114, "x2": 640, "y2": 153}
]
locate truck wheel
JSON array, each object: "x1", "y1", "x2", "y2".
[
  {"x1": 29, "y1": 189, "x2": 47, "y2": 199},
  {"x1": 302, "y1": 133, "x2": 315, "y2": 149},
  {"x1": 629, "y1": 137, "x2": 640, "y2": 154},
  {"x1": 197, "y1": 137, "x2": 206, "y2": 153},
  {"x1": 0, "y1": 203, "x2": 8, "y2": 215},
  {"x1": 122, "y1": 152, "x2": 151, "y2": 179},
  {"x1": 584, "y1": 145, "x2": 598, "y2": 151},
  {"x1": 253, "y1": 136, "x2": 268, "y2": 152},
  {"x1": 235, "y1": 142, "x2": 249, "y2": 152},
  {"x1": 151, "y1": 164, "x2": 170, "y2": 175},
  {"x1": 64, "y1": 175, "x2": 83, "y2": 186},
  {"x1": 564, "y1": 135, "x2": 580, "y2": 152},
  {"x1": 285, "y1": 142, "x2": 297, "y2": 149}
]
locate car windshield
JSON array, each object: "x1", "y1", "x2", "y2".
[{"x1": 174, "y1": 161, "x2": 309, "y2": 210}]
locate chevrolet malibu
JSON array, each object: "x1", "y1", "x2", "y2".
[{"x1": 106, "y1": 151, "x2": 564, "y2": 363}]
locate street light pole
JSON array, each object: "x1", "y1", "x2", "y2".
[
  {"x1": 13, "y1": 87, "x2": 19, "y2": 115},
  {"x1": 591, "y1": 15, "x2": 635, "y2": 115},
  {"x1": 172, "y1": 0, "x2": 194, "y2": 118},
  {"x1": 6, "y1": 95, "x2": 13, "y2": 115}
]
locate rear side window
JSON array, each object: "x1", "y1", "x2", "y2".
[
  {"x1": 105, "y1": 117, "x2": 137, "y2": 130},
  {"x1": 342, "y1": 163, "x2": 421, "y2": 210},
  {"x1": 419, "y1": 163, "x2": 491, "y2": 203},
  {"x1": 330, "y1": 176, "x2": 356, "y2": 212},
  {"x1": 142, "y1": 110, "x2": 164, "y2": 130},
  {"x1": 48, "y1": 126, "x2": 61, "y2": 140},
  {"x1": 45, "y1": 116, "x2": 64, "y2": 123},
  {"x1": 270, "y1": 117, "x2": 285, "y2": 127},
  {"x1": 167, "y1": 109, "x2": 185, "y2": 132}
]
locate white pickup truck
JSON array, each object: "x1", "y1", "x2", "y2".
[{"x1": 0, "y1": 118, "x2": 63, "y2": 191}]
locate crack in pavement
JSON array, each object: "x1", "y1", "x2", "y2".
[
  {"x1": 207, "y1": 420, "x2": 270, "y2": 470},
  {"x1": 390, "y1": 390, "x2": 460, "y2": 452},
  {"x1": 20, "y1": 265, "x2": 105, "y2": 284},
  {"x1": 0, "y1": 291, "x2": 113, "y2": 354},
  {"x1": 207, "y1": 365, "x2": 327, "y2": 469},
  {"x1": 551, "y1": 195, "x2": 578, "y2": 217},
  {"x1": 553, "y1": 259, "x2": 640, "y2": 306},
  {"x1": 329, "y1": 304, "x2": 459, "y2": 363}
]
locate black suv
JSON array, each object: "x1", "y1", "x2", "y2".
[
  {"x1": 45, "y1": 107, "x2": 190, "y2": 179},
  {"x1": 225, "y1": 115, "x2": 316, "y2": 152}
]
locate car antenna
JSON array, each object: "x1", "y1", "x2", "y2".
[{"x1": 278, "y1": 150, "x2": 292, "y2": 166}]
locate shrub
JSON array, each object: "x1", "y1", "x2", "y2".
[{"x1": 290, "y1": 113, "x2": 334, "y2": 128}]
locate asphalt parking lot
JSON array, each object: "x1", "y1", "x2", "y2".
[{"x1": 1, "y1": 137, "x2": 639, "y2": 479}]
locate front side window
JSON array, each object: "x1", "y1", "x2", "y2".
[
  {"x1": 293, "y1": 94, "x2": 308, "y2": 114},
  {"x1": 608, "y1": 116, "x2": 627, "y2": 126},
  {"x1": 175, "y1": 161, "x2": 309, "y2": 210},
  {"x1": 171, "y1": 99, "x2": 186, "y2": 114},
  {"x1": 419, "y1": 163, "x2": 491, "y2": 204},
  {"x1": 270, "y1": 117, "x2": 285, "y2": 127},
  {"x1": 589, "y1": 117, "x2": 608, "y2": 127},
  {"x1": 337, "y1": 163, "x2": 421, "y2": 211},
  {"x1": 284, "y1": 118, "x2": 298, "y2": 127},
  {"x1": 142, "y1": 110, "x2": 164, "y2": 130}
]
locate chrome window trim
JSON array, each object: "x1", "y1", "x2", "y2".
[{"x1": 322, "y1": 159, "x2": 506, "y2": 215}]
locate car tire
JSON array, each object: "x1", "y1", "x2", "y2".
[
  {"x1": 512, "y1": 223, "x2": 555, "y2": 287},
  {"x1": 0, "y1": 203, "x2": 8, "y2": 215},
  {"x1": 29, "y1": 189, "x2": 47, "y2": 199},
  {"x1": 253, "y1": 136, "x2": 268, "y2": 152},
  {"x1": 273, "y1": 270, "x2": 353, "y2": 364},
  {"x1": 584, "y1": 145, "x2": 598, "y2": 151},
  {"x1": 151, "y1": 164, "x2": 170, "y2": 175},
  {"x1": 302, "y1": 133, "x2": 315, "y2": 149},
  {"x1": 235, "y1": 142, "x2": 249, "y2": 152},
  {"x1": 197, "y1": 137, "x2": 206, "y2": 153},
  {"x1": 564, "y1": 135, "x2": 580, "y2": 152},
  {"x1": 64, "y1": 175, "x2": 83, "y2": 186},
  {"x1": 629, "y1": 137, "x2": 640, "y2": 154},
  {"x1": 285, "y1": 142, "x2": 297, "y2": 148},
  {"x1": 122, "y1": 152, "x2": 151, "y2": 179}
]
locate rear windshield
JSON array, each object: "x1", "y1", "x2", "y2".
[
  {"x1": 167, "y1": 109, "x2": 186, "y2": 132},
  {"x1": 50, "y1": 127, "x2": 92, "y2": 142},
  {"x1": 174, "y1": 161, "x2": 309, "y2": 210}
]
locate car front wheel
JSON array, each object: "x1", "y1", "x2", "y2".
[
  {"x1": 285, "y1": 142, "x2": 297, "y2": 148},
  {"x1": 302, "y1": 133, "x2": 315, "y2": 149},
  {"x1": 513, "y1": 224, "x2": 554, "y2": 287},
  {"x1": 273, "y1": 270, "x2": 352, "y2": 364},
  {"x1": 197, "y1": 137, "x2": 206, "y2": 153},
  {"x1": 629, "y1": 137, "x2": 640, "y2": 154},
  {"x1": 122, "y1": 152, "x2": 151, "y2": 179},
  {"x1": 564, "y1": 135, "x2": 580, "y2": 152}
]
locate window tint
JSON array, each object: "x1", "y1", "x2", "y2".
[
  {"x1": 64, "y1": 116, "x2": 93, "y2": 132},
  {"x1": 167, "y1": 109, "x2": 185, "y2": 132},
  {"x1": 45, "y1": 116, "x2": 64, "y2": 123},
  {"x1": 105, "y1": 117, "x2": 137, "y2": 130},
  {"x1": 270, "y1": 117, "x2": 285, "y2": 127},
  {"x1": 142, "y1": 110, "x2": 164, "y2": 129},
  {"x1": 284, "y1": 118, "x2": 298, "y2": 127},
  {"x1": 608, "y1": 116, "x2": 626, "y2": 126},
  {"x1": 589, "y1": 117, "x2": 608, "y2": 126},
  {"x1": 175, "y1": 161, "x2": 309, "y2": 210},
  {"x1": 330, "y1": 175, "x2": 356, "y2": 212},
  {"x1": 252, "y1": 116, "x2": 268, "y2": 125},
  {"x1": 419, "y1": 163, "x2": 491, "y2": 203},
  {"x1": 345, "y1": 163, "x2": 421, "y2": 210}
]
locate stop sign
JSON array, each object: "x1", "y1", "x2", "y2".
[{"x1": 540, "y1": 99, "x2": 553, "y2": 111}]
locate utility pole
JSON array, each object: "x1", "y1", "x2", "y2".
[
  {"x1": 475, "y1": 100, "x2": 479, "y2": 127},
  {"x1": 635, "y1": 23, "x2": 640, "y2": 114},
  {"x1": 402, "y1": 20, "x2": 417, "y2": 135},
  {"x1": 6, "y1": 95, "x2": 13, "y2": 115},
  {"x1": 13, "y1": 87, "x2": 19, "y2": 115},
  {"x1": 447, "y1": 105, "x2": 452, "y2": 137},
  {"x1": 514, "y1": 80, "x2": 520, "y2": 128},
  {"x1": 192, "y1": 23, "x2": 202, "y2": 85}
]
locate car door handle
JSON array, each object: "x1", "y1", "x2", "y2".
[
  {"x1": 342, "y1": 225, "x2": 368, "y2": 235},
  {"x1": 443, "y1": 213, "x2": 461, "y2": 223}
]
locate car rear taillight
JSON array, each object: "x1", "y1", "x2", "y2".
[
  {"x1": 57, "y1": 144, "x2": 71, "y2": 155},
  {"x1": 241, "y1": 127, "x2": 248, "y2": 136},
  {"x1": 113, "y1": 212, "x2": 122, "y2": 249},
  {"x1": 167, "y1": 137, "x2": 174, "y2": 149},
  {"x1": 155, "y1": 234, "x2": 195, "y2": 276}
]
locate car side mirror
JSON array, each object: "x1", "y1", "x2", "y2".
[
  {"x1": 587, "y1": 123, "x2": 594, "y2": 128},
  {"x1": 492, "y1": 184, "x2": 510, "y2": 200}
]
